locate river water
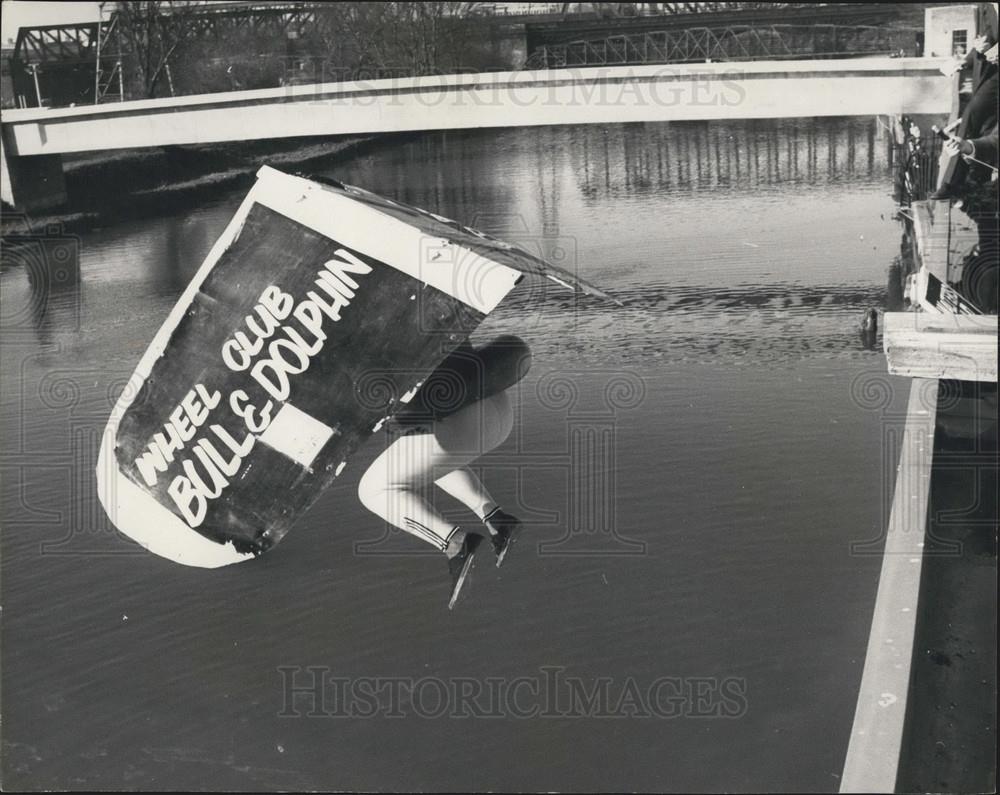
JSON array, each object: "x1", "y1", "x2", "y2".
[{"x1": 2, "y1": 118, "x2": 915, "y2": 791}]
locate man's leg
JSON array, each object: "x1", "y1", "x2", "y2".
[
  {"x1": 435, "y1": 467, "x2": 499, "y2": 521},
  {"x1": 433, "y1": 390, "x2": 523, "y2": 566},
  {"x1": 433, "y1": 390, "x2": 514, "y2": 518},
  {"x1": 357, "y1": 391, "x2": 516, "y2": 554},
  {"x1": 357, "y1": 421, "x2": 498, "y2": 608},
  {"x1": 358, "y1": 432, "x2": 468, "y2": 556}
]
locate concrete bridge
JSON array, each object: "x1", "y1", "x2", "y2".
[{"x1": 2, "y1": 57, "x2": 952, "y2": 210}]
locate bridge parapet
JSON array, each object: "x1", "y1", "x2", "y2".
[{"x1": 2, "y1": 57, "x2": 953, "y2": 210}]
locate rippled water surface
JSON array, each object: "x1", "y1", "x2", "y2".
[{"x1": 1, "y1": 119, "x2": 913, "y2": 791}]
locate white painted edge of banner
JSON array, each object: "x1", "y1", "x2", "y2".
[
  {"x1": 96, "y1": 166, "x2": 522, "y2": 567},
  {"x1": 252, "y1": 165, "x2": 522, "y2": 315},
  {"x1": 96, "y1": 430, "x2": 255, "y2": 567},
  {"x1": 96, "y1": 182, "x2": 265, "y2": 567}
]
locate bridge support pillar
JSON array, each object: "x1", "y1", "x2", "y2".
[{"x1": 1, "y1": 136, "x2": 67, "y2": 211}]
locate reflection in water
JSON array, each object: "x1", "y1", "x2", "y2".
[
  {"x1": 0, "y1": 118, "x2": 914, "y2": 791},
  {"x1": 859, "y1": 307, "x2": 878, "y2": 351},
  {"x1": 886, "y1": 262, "x2": 905, "y2": 312},
  {"x1": 2, "y1": 232, "x2": 81, "y2": 348},
  {"x1": 323, "y1": 119, "x2": 899, "y2": 364},
  {"x1": 572, "y1": 118, "x2": 884, "y2": 199},
  {"x1": 0, "y1": 119, "x2": 903, "y2": 366},
  {"x1": 332, "y1": 119, "x2": 887, "y2": 233},
  {"x1": 337, "y1": 131, "x2": 519, "y2": 232},
  {"x1": 886, "y1": 206, "x2": 921, "y2": 314}
]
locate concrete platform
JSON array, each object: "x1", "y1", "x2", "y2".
[{"x1": 896, "y1": 380, "x2": 998, "y2": 793}]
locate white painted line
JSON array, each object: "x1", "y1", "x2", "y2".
[
  {"x1": 840, "y1": 378, "x2": 938, "y2": 793},
  {"x1": 258, "y1": 402, "x2": 334, "y2": 468}
]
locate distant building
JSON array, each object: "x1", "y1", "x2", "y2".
[{"x1": 924, "y1": 4, "x2": 979, "y2": 57}]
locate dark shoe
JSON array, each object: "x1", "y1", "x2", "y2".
[
  {"x1": 484, "y1": 509, "x2": 523, "y2": 568},
  {"x1": 447, "y1": 533, "x2": 482, "y2": 610}
]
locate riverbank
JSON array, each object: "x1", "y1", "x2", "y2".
[{"x1": 0, "y1": 133, "x2": 396, "y2": 237}]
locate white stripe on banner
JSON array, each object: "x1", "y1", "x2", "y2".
[
  {"x1": 252, "y1": 166, "x2": 522, "y2": 315},
  {"x1": 258, "y1": 402, "x2": 335, "y2": 468}
]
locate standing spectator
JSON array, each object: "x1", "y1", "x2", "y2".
[{"x1": 934, "y1": 6, "x2": 999, "y2": 198}]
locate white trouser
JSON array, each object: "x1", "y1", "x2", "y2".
[{"x1": 357, "y1": 391, "x2": 514, "y2": 552}]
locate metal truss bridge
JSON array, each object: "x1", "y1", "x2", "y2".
[
  {"x1": 523, "y1": 23, "x2": 921, "y2": 68},
  {"x1": 8, "y1": 3, "x2": 335, "y2": 108},
  {"x1": 7, "y1": 2, "x2": 920, "y2": 108},
  {"x1": 460, "y1": 2, "x2": 825, "y2": 18}
]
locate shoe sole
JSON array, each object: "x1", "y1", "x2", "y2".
[
  {"x1": 495, "y1": 523, "x2": 522, "y2": 569},
  {"x1": 448, "y1": 547, "x2": 479, "y2": 610}
]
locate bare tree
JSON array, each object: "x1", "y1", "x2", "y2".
[
  {"x1": 315, "y1": 2, "x2": 472, "y2": 79},
  {"x1": 115, "y1": 1, "x2": 197, "y2": 98}
]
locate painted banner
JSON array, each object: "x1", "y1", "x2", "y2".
[{"x1": 97, "y1": 166, "x2": 607, "y2": 567}]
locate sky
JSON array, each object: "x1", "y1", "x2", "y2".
[{"x1": 1, "y1": 1, "x2": 102, "y2": 45}]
